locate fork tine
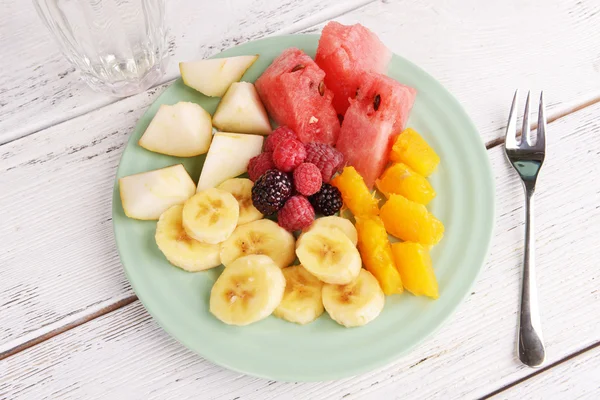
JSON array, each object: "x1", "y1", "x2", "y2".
[
  {"x1": 536, "y1": 91, "x2": 546, "y2": 149},
  {"x1": 522, "y1": 90, "x2": 531, "y2": 146},
  {"x1": 505, "y1": 89, "x2": 519, "y2": 148}
]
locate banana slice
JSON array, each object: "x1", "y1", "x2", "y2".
[
  {"x1": 155, "y1": 205, "x2": 221, "y2": 271},
  {"x1": 220, "y1": 219, "x2": 296, "y2": 268},
  {"x1": 274, "y1": 265, "x2": 324, "y2": 325},
  {"x1": 217, "y1": 178, "x2": 263, "y2": 225},
  {"x1": 322, "y1": 269, "x2": 385, "y2": 328},
  {"x1": 210, "y1": 254, "x2": 285, "y2": 326},
  {"x1": 182, "y1": 188, "x2": 239, "y2": 244},
  {"x1": 298, "y1": 216, "x2": 358, "y2": 246},
  {"x1": 295, "y1": 226, "x2": 361, "y2": 284}
]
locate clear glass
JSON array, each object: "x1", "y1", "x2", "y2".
[{"x1": 33, "y1": 0, "x2": 168, "y2": 97}]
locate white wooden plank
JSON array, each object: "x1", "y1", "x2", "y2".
[
  {"x1": 0, "y1": 0, "x2": 374, "y2": 145},
  {"x1": 3, "y1": 0, "x2": 600, "y2": 145},
  {"x1": 2, "y1": 102, "x2": 599, "y2": 399},
  {"x1": 490, "y1": 346, "x2": 600, "y2": 399},
  {"x1": 0, "y1": 85, "x2": 166, "y2": 347},
  {"x1": 302, "y1": 0, "x2": 600, "y2": 144}
]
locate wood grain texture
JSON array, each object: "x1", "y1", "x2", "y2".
[
  {"x1": 0, "y1": 85, "x2": 167, "y2": 348},
  {"x1": 305, "y1": 0, "x2": 600, "y2": 145},
  {"x1": 490, "y1": 345, "x2": 600, "y2": 399},
  {"x1": 2, "y1": 102, "x2": 599, "y2": 399},
  {"x1": 0, "y1": 0, "x2": 374, "y2": 145}
]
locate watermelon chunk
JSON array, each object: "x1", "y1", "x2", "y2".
[
  {"x1": 316, "y1": 22, "x2": 391, "y2": 116},
  {"x1": 336, "y1": 73, "x2": 416, "y2": 188},
  {"x1": 255, "y1": 48, "x2": 340, "y2": 145}
]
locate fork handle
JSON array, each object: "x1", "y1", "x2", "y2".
[{"x1": 518, "y1": 187, "x2": 546, "y2": 367}]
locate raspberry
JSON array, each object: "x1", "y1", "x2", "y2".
[
  {"x1": 309, "y1": 183, "x2": 343, "y2": 216},
  {"x1": 251, "y1": 170, "x2": 293, "y2": 215},
  {"x1": 273, "y1": 138, "x2": 306, "y2": 172},
  {"x1": 264, "y1": 126, "x2": 297, "y2": 152},
  {"x1": 293, "y1": 163, "x2": 322, "y2": 196},
  {"x1": 304, "y1": 142, "x2": 344, "y2": 182},
  {"x1": 278, "y1": 195, "x2": 315, "y2": 232},
  {"x1": 247, "y1": 152, "x2": 274, "y2": 181}
]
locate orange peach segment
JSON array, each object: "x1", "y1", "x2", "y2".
[
  {"x1": 390, "y1": 128, "x2": 440, "y2": 177},
  {"x1": 391, "y1": 242, "x2": 439, "y2": 299},
  {"x1": 355, "y1": 215, "x2": 403, "y2": 295},
  {"x1": 380, "y1": 194, "x2": 444, "y2": 246},
  {"x1": 375, "y1": 162, "x2": 436, "y2": 205}
]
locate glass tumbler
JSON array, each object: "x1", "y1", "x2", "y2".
[{"x1": 33, "y1": 0, "x2": 168, "y2": 97}]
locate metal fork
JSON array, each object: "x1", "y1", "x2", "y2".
[{"x1": 504, "y1": 90, "x2": 546, "y2": 368}]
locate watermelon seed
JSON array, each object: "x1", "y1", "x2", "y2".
[
  {"x1": 318, "y1": 81, "x2": 325, "y2": 96},
  {"x1": 374, "y1": 94, "x2": 381, "y2": 111},
  {"x1": 291, "y1": 64, "x2": 305, "y2": 72},
  {"x1": 338, "y1": 114, "x2": 344, "y2": 124}
]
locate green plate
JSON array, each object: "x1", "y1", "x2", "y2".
[{"x1": 112, "y1": 34, "x2": 495, "y2": 381}]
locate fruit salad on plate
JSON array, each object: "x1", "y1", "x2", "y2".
[{"x1": 118, "y1": 21, "x2": 444, "y2": 328}]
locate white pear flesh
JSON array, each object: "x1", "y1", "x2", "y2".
[
  {"x1": 197, "y1": 132, "x2": 264, "y2": 192},
  {"x1": 138, "y1": 102, "x2": 213, "y2": 157},
  {"x1": 119, "y1": 164, "x2": 196, "y2": 220},
  {"x1": 212, "y1": 82, "x2": 272, "y2": 135},
  {"x1": 179, "y1": 55, "x2": 259, "y2": 97}
]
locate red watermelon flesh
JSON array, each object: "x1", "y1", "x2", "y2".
[
  {"x1": 316, "y1": 22, "x2": 392, "y2": 116},
  {"x1": 255, "y1": 48, "x2": 340, "y2": 145},
  {"x1": 336, "y1": 72, "x2": 417, "y2": 188}
]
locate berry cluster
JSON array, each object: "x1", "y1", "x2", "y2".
[{"x1": 248, "y1": 126, "x2": 344, "y2": 231}]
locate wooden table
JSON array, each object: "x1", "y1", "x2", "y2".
[{"x1": 1, "y1": 1, "x2": 599, "y2": 398}]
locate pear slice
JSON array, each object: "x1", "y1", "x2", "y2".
[
  {"x1": 197, "y1": 132, "x2": 263, "y2": 192},
  {"x1": 119, "y1": 164, "x2": 196, "y2": 220},
  {"x1": 138, "y1": 102, "x2": 212, "y2": 157},
  {"x1": 179, "y1": 55, "x2": 259, "y2": 97},
  {"x1": 212, "y1": 82, "x2": 272, "y2": 135}
]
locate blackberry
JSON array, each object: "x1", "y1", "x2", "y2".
[
  {"x1": 309, "y1": 183, "x2": 343, "y2": 216},
  {"x1": 251, "y1": 170, "x2": 293, "y2": 215}
]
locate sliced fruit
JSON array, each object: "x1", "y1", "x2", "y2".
[
  {"x1": 220, "y1": 219, "x2": 295, "y2": 268},
  {"x1": 380, "y1": 194, "x2": 444, "y2": 246},
  {"x1": 335, "y1": 72, "x2": 416, "y2": 188},
  {"x1": 209, "y1": 254, "x2": 285, "y2": 326},
  {"x1": 391, "y1": 242, "x2": 439, "y2": 299},
  {"x1": 182, "y1": 188, "x2": 239, "y2": 244},
  {"x1": 138, "y1": 102, "x2": 213, "y2": 157},
  {"x1": 375, "y1": 162, "x2": 436, "y2": 205},
  {"x1": 355, "y1": 215, "x2": 403, "y2": 295},
  {"x1": 330, "y1": 166, "x2": 379, "y2": 216},
  {"x1": 197, "y1": 132, "x2": 264, "y2": 192},
  {"x1": 315, "y1": 21, "x2": 392, "y2": 115},
  {"x1": 295, "y1": 226, "x2": 361, "y2": 284},
  {"x1": 255, "y1": 47, "x2": 340, "y2": 145},
  {"x1": 179, "y1": 55, "x2": 258, "y2": 97},
  {"x1": 155, "y1": 205, "x2": 221, "y2": 271},
  {"x1": 217, "y1": 178, "x2": 263, "y2": 225},
  {"x1": 212, "y1": 82, "x2": 272, "y2": 135},
  {"x1": 273, "y1": 265, "x2": 324, "y2": 325},
  {"x1": 390, "y1": 128, "x2": 440, "y2": 177},
  {"x1": 119, "y1": 164, "x2": 196, "y2": 220},
  {"x1": 322, "y1": 269, "x2": 385, "y2": 327},
  {"x1": 298, "y1": 215, "x2": 358, "y2": 246}
]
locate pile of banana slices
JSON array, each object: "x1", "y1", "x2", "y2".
[{"x1": 155, "y1": 177, "x2": 385, "y2": 328}]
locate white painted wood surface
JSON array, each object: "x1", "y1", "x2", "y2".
[
  {"x1": 0, "y1": 0, "x2": 374, "y2": 145},
  {"x1": 1, "y1": 0, "x2": 599, "y2": 145},
  {"x1": 1, "y1": 0, "x2": 600, "y2": 398},
  {"x1": 491, "y1": 346, "x2": 600, "y2": 399},
  {"x1": 323, "y1": 0, "x2": 600, "y2": 145},
  {"x1": 2, "y1": 102, "x2": 599, "y2": 399}
]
